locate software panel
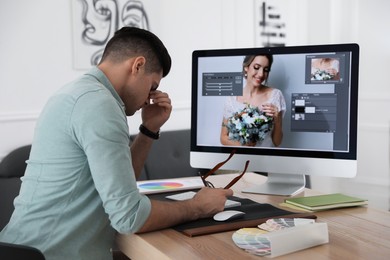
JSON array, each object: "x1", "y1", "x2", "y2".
[{"x1": 190, "y1": 44, "x2": 359, "y2": 195}]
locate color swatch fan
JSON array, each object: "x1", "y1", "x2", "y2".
[{"x1": 232, "y1": 218, "x2": 316, "y2": 257}]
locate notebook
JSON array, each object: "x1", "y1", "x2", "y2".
[{"x1": 284, "y1": 193, "x2": 368, "y2": 211}]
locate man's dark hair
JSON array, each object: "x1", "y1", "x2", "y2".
[{"x1": 99, "y1": 27, "x2": 172, "y2": 77}]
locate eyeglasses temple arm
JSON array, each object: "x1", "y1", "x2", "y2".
[
  {"x1": 224, "y1": 160, "x2": 250, "y2": 189},
  {"x1": 202, "y1": 150, "x2": 236, "y2": 180},
  {"x1": 198, "y1": 172, "x2": 208, "y2": 187}
]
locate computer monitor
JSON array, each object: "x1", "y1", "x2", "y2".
[{"x1": 190, "y1": 43, "x2": 359, "y2": 196}]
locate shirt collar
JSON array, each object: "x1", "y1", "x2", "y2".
[{"x1": 85, "y1": 67, "x2": 125, "y2": 108}]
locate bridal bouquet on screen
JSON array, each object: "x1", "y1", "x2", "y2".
[
  {"x1": 224, "y1": 104, "x2": 273, "y2": 145},
  {"x1": 311, "y1": 69, "x2": 334, "y2": 81}
]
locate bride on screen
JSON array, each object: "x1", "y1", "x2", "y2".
[{"x1": 220, "y1": 54, "x2": 286, "y2": 147}]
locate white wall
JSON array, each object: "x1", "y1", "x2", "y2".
[
  {"x1": 0, "y1": 0, "x2": 84, "y2": 154},
  {"x1": 304, "y1": 0, "x2": 390, "y2": 211},
  {"x1": 1, "y1": 0, "x2": 389, "y2": 210}
]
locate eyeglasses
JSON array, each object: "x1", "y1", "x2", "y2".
[{"x1": 199, "y1": 150, "x2": 249, "y2": 189}]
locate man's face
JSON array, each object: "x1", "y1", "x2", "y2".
[{"x1": 122, "y1": 70, "x2": 163, "y2": 116}]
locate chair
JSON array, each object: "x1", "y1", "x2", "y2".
[
  {"x1": 131, "y1": 129, "x2": 202, "y2": 180},
  {"x1": 0, "y1": 241, "x2": 45, "y2": 260},
  {"x1": 0, "y1": 145, "x2": 31, "y2": 230}
]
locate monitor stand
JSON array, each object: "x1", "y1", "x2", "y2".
[{"x1": 241, "y1": 173, "x2": 305, "y2": 196}]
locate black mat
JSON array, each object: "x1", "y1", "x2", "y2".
[{"x1": 148, "y1": 191, "x2": 316, "y2": 237}]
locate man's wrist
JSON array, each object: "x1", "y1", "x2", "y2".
[{"x1": 139, "y1": 124, "x2": 160, "y2": 140}]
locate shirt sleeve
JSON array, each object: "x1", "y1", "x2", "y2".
[{"x1": 70, "y1": 88, "x2": 151, "y2": 234}]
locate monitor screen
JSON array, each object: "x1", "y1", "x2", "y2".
[{"x1": 190, "y1": 43, "x2": 359, "y2": 195}]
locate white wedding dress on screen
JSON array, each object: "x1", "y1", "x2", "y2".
[{"x1": 222, "y1": 88, "x2": 286, "y2": 147}]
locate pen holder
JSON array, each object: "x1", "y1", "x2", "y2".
[{"x1": 264, "y1": 222, "x2": 329, "y2": 258}]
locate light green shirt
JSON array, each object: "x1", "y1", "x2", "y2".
[{"x1": 0, "y1": 67, "x2": 151, "y2": 259}]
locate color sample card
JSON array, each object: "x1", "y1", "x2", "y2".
[
  {"x1": 137, "y1": 177, "x2": 204, "y2": 194},
  {"x1": 258, "y1": 218, "x2": 315, "y2": 232},
  {"x1": 139, "y1": 181, "x2": 183, "y2": 190}
]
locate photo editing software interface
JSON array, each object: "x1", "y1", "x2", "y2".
[{"x1": 195, "y1": 47, "x2": 356, "y2": 154}]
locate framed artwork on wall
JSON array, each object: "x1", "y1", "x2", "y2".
[
  {"x1": 71, "y1": 0, "x2": 154, "y2": 69},
  {"x1": 254, "y1": 0, "x2": 307, "y2": 47}
]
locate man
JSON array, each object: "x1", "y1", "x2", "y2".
[{"x1": 0, "y1": 27, "x2": 232, "y2": 259}]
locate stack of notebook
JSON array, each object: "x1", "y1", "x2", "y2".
[{"x1": 284, "y1": 193, "x2": 368, "y2": 211}]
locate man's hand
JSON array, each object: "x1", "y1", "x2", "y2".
[
  {"x1": 191, "y1": 187, "x2": 234, "y2": 218},
  {"x1": 141, "y1": 90, "x2": 172, "y2": 132},
  {"x1": 136, "y1": 187, "x2": 233, "y2": 233}
]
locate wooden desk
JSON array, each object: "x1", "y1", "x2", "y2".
[{"x1": 117, "y1": 173, "x2": 390, "y2": 259}]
